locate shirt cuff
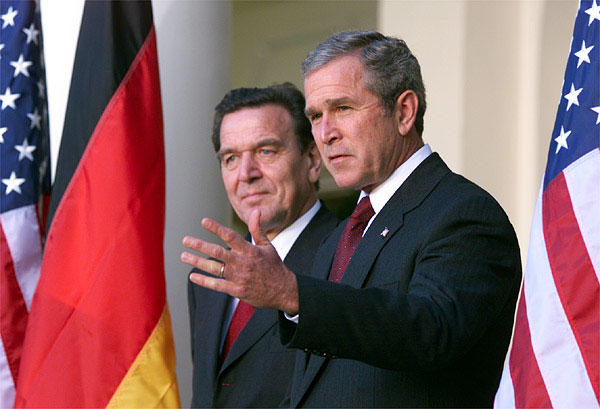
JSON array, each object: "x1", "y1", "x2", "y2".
[{"x1": 284, "y1": 312, "x2": 299, "y2": 324}]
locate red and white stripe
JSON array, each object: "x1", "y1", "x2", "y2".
[
  {"x1": 0, "y1": 205, "x2": 43, "y2": 409},
  {"x1": 495, "y1": 148, "x2": 600, "y2": 408}
]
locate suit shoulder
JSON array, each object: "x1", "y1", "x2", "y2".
[
  {"x1": 412, "y1": 153, "x2": 504, "y2": 211},
  {"x1": 420, "y1": 172, "x2": 519, "y2": 251},
  {"x1": 439, "y1": 172, "x2": 509, "y2": 215},
  {"x1": 297, "y1": 204, "x2": 339, "y2": 246},
  {"x1": 314, "y1": 203, "x2": 339, "y2": 229},
  {"x1": 285, "y1": 204, "x2": 339, "y2": 276}
]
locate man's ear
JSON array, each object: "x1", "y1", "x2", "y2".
[
  {"x1": 306, "y1": 142, "x2": 322, "y2": 184},
  {"x1": 395, "y1": 90, "x2": 418, "y2": 136}
]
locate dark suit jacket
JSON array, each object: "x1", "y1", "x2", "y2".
[
  {"x1": 188, "y1": 204, "x2": 338, "y2": 408},
  {"x1": 279, "y1": 154, "x2": 522, "y2": 408}
]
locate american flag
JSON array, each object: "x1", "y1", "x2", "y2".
[
  {"x1": 495, "y1": 0, "x2": 599, "y2": 408},
  {"x1": 0, "y1": 1, "x2": 49, "y2": 407}
]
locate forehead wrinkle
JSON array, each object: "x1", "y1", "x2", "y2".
[{"x1": 325, "y1": 96, "x2": 353, "y2": 107}]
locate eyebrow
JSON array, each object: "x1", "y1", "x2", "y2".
[
  {"x1": 305, "y1": 97, "x2": 353, "y2": 117},
  {"x1": 217, "y1": 137, "x2": 284, "y2": 157},
  {"x1": 304, "y1": 107, "x2": 315, "y2": 118}
]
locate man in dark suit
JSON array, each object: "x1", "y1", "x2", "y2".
[
  {"x1": 183, "y1": 31, "x2": 521, "y2": 408},
  {"x1": 187, "y1": 83, "x2": 337, "y2": 408}
]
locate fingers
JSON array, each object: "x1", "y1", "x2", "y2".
[
  {"x1": 248, "y1": 210, "x2": 270, "y2": 246},
  {"x1": 189, "y1": 271, "x2": 238, "y2": 296},
  {"x1": 181, "y1": 252, "x2": 224, "y2": 277},
  {"x1": 201, "y1": 218, "x2": 248, "y2": 250},
  {"x1": 182, "y1": 236, "x2": 231, "y2": 263}
]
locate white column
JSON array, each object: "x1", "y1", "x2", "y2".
[{"x1": 153, "y1": 1, "x2": 231, "y2": 405}]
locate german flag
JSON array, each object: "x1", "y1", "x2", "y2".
[{"x1": 14, "y1": 1, "x2": 180, "y2": 407}]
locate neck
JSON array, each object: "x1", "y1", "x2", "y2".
[{"x1": 363, "y1": 137, "x2": 423, "y2": 194}]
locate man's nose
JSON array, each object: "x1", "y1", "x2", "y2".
[
  {"x1": 238, "y1": 153, "x2": 262, "y2": 182},
  {"x1": 317, "y1": 115, "x2": 340, "y2": 145}
]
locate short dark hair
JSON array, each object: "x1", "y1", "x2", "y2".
[
  {"x1": 302, "y1": 30, "x2": 426, "y2": 136},
  {"x1": 211, "y1": 82, "x2": 313, "y2": 153}
]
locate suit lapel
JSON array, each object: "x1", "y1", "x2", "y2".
[
  {"x1": 284, "y1": 204, "x2": 338, "y2": 278},
  {"x1": 219, "y1": 307, "x2": 277, "y2": 373},
  {"x1": 311, "y1": 225, "x2": 342, "y2": 280},
  {"x1": 194, "y1": 288, "x2": 230, "y2": 388}
]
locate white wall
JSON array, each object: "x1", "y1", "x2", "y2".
[
  {"x1": 41, "y1": 1, "x2": 231, "y2": 405},
  {"x1": 380, "y1": 0, "x2": 467, "y2": 174}
]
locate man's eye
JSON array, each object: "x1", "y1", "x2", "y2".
[
  {"x1": 222, "y1": 155, "x2": 237, "y2": 166},
  {"x1": 258, "y1": 149, "x2": 275, "y2": 156},
  {"x1": 311, "y1": 113, "x2": 322, "y2": 122},
  {"x1": 337, "y1": 105, "x2": 350, "y2": 111}
]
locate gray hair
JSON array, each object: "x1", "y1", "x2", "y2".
[{"x1": 302, "y1": 30, "x2": 426, "y2": 136}]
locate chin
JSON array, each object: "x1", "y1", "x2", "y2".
[{"x1": 332, "y1": 175, "x2": 362, "y2": 191}]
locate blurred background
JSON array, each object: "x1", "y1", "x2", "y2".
[{"x1": 40, "y1": 0, "x2": 577, "y2": 405}]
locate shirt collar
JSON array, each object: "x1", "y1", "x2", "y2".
[{"x1": 358, "y1": 144, "x2": 432, "y2": 215}]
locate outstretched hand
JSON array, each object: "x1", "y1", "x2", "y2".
[{"x1": 181, "y1": 210, "x2": 299, "y2": 315}]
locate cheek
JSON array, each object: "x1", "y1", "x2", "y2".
[
  {"x1": 271, "y1": 170, "x2": 296, "y2": 199},
  {"x1": 272, "y1": 174, "x2": 290, "y2": 197},
  {"x1": 357, "y1": 122, "x2": 388, "y2": 158}
]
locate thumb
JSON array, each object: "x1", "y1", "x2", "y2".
[{"x1": 248, "y1": 209, "x2": 270, "y2": 245}]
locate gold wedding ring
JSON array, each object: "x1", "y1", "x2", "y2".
[{"x1": 219, "y1": 262, "x2": 226, "y2": 278}]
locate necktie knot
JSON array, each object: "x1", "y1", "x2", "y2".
[{"x1": 350, "y1": 196, "x2": 375, "y2": 224}]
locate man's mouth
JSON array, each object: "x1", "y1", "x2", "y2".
[
  {"x1": 242, "y1": 192, "x2": 268, "y2": 201},
  {"x1": 328, "y1": 153, "x2": 350, "y2": 163}
]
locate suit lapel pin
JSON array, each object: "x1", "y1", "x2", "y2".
[{"x1": 380, "y1": 227, "x2": 389, "y2": 238}]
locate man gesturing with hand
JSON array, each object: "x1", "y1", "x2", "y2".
[{"x1": 184, "y1": 210, "x2": 300, "y2": 314}]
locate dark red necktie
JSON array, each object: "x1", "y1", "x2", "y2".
[
  {"x1": 328, "y1": 196, "x2": 375, "y2": 283},
  {"x1": 221, "y1": 300, "x2": 256, "y2": 363}
]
